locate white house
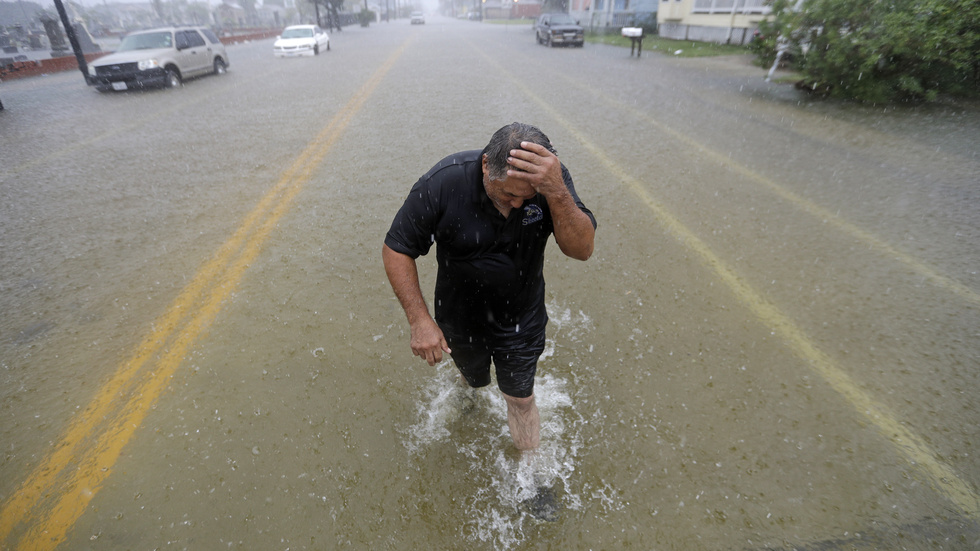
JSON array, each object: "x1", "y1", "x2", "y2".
[
  {"x1": 571, "y1": 0, "x2": 658, "y2": 32},
  {"x1": 657, "y1": 0, "x2": 770, "y2": 45}
]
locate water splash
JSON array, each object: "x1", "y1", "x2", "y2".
[{"x1": 400, "y1": 301, "x2": 608, "y2": 549}]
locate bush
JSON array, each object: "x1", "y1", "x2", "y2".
[
  {"x1": 757, "y1": 0, "x2": 980, "y2": 102},
  {"x1": 359, "y1": 8, "x2": 374, "y2": 27}
]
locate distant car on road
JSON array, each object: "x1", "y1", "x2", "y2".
[
  {"x1": 534, "y1": 13, "x2": 585, "y2": 47},
  {"x1": 88, "y1": 26, "x2": 229, "y2": 91},
  {"x1": 411, "y1": 11, "x2": 425, "y2": 24},
  {"x1": 273, "y1": 25, "x2": 330, "y2": 57}
]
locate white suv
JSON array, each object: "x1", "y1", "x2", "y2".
[{"x1": 88, "y1": 26, "x2": 229, "y2": 92}]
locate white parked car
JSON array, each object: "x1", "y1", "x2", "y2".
[
  {"x1": 411, "y1": 11, "x2": 425, "y2": 24},
  {"x1": 273, "y1": 25, "x2": 330, "y2": 57}
]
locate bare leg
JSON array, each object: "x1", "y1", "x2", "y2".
[{"x1": 503, "y1": 392, "x2": 540, "y2": 450}]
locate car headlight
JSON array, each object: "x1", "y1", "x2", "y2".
[
  {"x1": 88, "y1": 65, "x2": 96, "y2": 76},
  {"x1": 137, "y1": 59, "x2": 160, "y2": 71}
]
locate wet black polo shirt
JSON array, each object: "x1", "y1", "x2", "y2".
[{"x1": 385, "y1": 150, "x2": 596, "y2": 342}]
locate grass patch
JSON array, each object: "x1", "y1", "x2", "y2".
[
  {"x1": 769, "y1": 72, "x2": 804, "y2": 84},
  {"x1": 586, "y1": 33, "x2": 749, "y2": 57}
]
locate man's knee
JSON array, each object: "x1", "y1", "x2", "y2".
[{"x1": 503, "y1": 392, "x2": 535, "y2": 410}]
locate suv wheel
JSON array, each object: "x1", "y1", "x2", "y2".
[
  {"x1": 165, "y1": 68, "x2": 182, "y2": 88},
  {"x1": 214, "y1": 58, "x2": 227, "y2": 75},
  {"x1": 314, "y1": 44, "x2": 320, "y2": 55}
]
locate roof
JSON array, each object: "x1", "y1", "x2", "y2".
[{"x1": 0, "y1": 1, "x2": 46, "y2": 28}]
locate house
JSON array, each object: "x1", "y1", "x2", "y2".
[
  {"x1": 480, "y1": 0, "x2": 542, "y2": 20},
  {"x1": 257, "y1": 3, "x2": 291, "y2": 27},
  {"x1": 511, "y1": 0, "x2": 543, "y2": 19},
  {"x1": 86, "y1": 2, "x2": 161, "y2": 33},
  {"x1": 657, "y1": 0, "x2": 770, "y2": 45},
  {"x1": 0, "y1": 1, "x2": 46, "y2": 29},
  {"x1": 214, "y1": 1, "x2": 247, "y2": 28},
  {"x1": 571, "y1": 0, "x2": 657, "y2": 32}
]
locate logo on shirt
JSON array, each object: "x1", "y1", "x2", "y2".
[{"x1": 522, "y1": 204, "x2": 543, "y2": 226}]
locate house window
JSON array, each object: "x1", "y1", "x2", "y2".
[{"x1": 693, "y1": 0, "x2": 769, "y2": 13}]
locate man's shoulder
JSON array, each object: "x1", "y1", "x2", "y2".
[{"x1": 421, "y1": 150, "x2": 482, "y2": 182}]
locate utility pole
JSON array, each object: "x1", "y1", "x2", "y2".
[{"x1": 52, "y1": 0, "x2": 90, "y2": 84}]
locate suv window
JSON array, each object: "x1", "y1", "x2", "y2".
[
  {"x1": 549, "y1": 14, "x2": 577, "y2": 25},
  {"x1": 118, "y1": 31, "x2": 172, "y2": 51},
  {"x1": 177, "y1": 30, "x2": 206, "y2": 49},
  {"x1": 201, "y1": 29, "x2": 221, "y2": 44}
]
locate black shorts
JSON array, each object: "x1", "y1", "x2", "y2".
[{"x1": 445, "y1": 331, "x2": 546, "y2": 399}]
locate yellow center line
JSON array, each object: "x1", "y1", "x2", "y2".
[
  {"x1": 567, "y1": 67, "x2": 980, "y2": 308},
  {"x1": 0, "y1": 38, "x2": 412, "y2": 551},
  {"x1": 471, "y1": 47, "x2": 980, "y2": 517}
]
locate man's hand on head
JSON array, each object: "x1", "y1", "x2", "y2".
[{"x1": 506, "y1": 142, "x2": 567, "y2": 198}]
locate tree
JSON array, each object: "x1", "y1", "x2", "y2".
[
  {"x1": 152, "y1": 0, "x2": 165, "y2": 21},
  {"x1": 755, "y1": 0, "x2": 980, "y2": 102},
  {"x1": 239, "y1": 0, "x2": 258, "y2": 26},
  {"x1": 311, "y1": 0, "x2": 346, "y2": 30},
  {"x1": 186, "y1": 1, "x2": 211, "y2": 25}
]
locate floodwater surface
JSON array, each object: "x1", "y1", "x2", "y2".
[{"x1": 1, "y1": 16, "x2": 979, "y2": 550}]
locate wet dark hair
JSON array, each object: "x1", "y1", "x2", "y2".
[{"x1": 482, "y1": 122, "x2": 556, "y2": 181}]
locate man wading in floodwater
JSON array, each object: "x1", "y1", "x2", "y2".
[{"x1": 382, "y1": 122, "x2": 596, "y2": 470}]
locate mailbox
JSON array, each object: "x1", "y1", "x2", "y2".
[{"x1": 621, "y1": 27, "x2": 644, "y2": 57}]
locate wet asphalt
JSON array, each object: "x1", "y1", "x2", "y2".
[{"x1": 1, "y1": 16, "x2": 979, "y2": 550}]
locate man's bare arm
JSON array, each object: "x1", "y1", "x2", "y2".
[{"x1": 382, "y1": 244, "x2": 451, "y2": 365}]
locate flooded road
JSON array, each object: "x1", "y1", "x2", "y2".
[{"x1": 2, "y1": 16, "x2": 979, "y2": 550}]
